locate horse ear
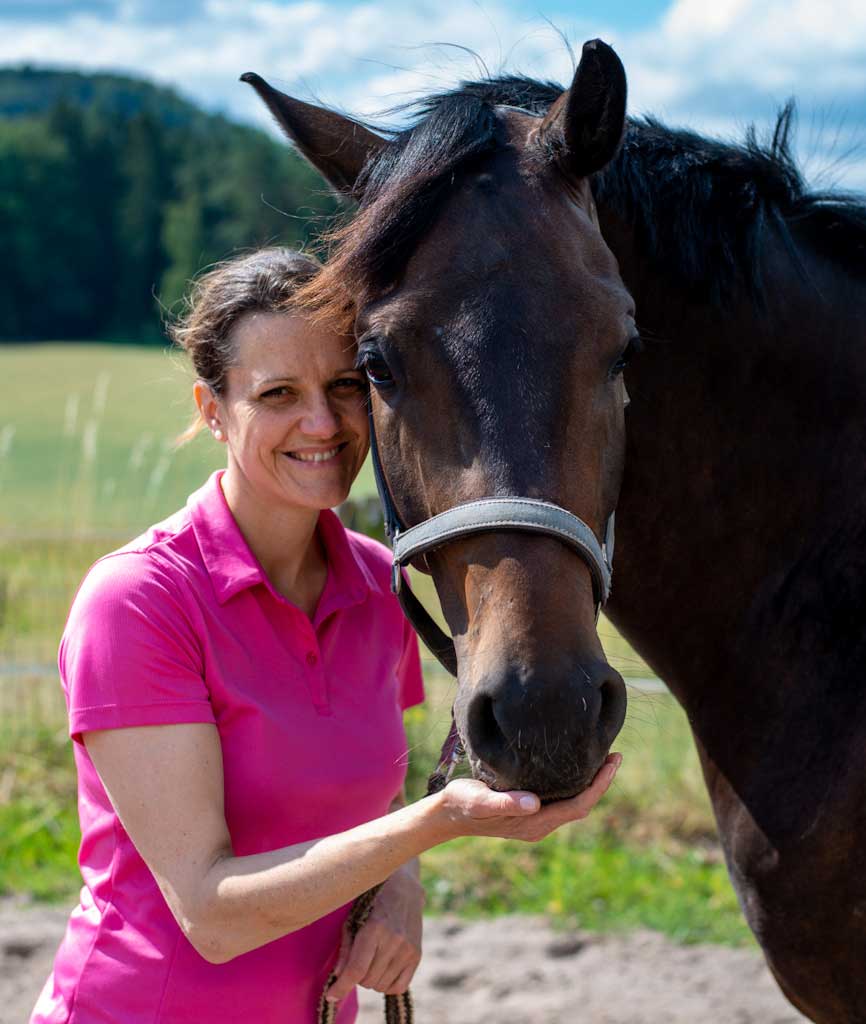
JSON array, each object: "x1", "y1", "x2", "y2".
[
  {"x1": 240, "y1": 73, "x2": 385, "y2": 198},
  {"x1": 536, "y1": 39, "x2": 627, "y2": 179}
]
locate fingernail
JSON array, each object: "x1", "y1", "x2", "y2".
[{"x1": 519, "y1": 795, "x2": 537, "y2": 811}]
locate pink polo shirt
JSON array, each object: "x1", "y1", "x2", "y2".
[{"x1": 32, "y1": 471, "x2": 423, "y2": 1024}]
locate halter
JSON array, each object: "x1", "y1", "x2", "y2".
[{"x1": 367, "y1": 400, "x2": 616, "y2": 677}]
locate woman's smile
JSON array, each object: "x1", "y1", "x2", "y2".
[{"x1": 285, "y1": 441, "x2": 350, "y2": 464}]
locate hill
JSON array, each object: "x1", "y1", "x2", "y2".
[
  {"x1": 0, "y1": 66, "x2": 203, "y2": 124},
  {"x1": 0, "y1": 67, "x2": 337, "y2": 343}
]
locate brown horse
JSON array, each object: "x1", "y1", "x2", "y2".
[
  {"x1": 244, "y1": 45, "x2": 866, "y2": 1023},
  {"x1": 244, "y1": 41, "x2": 634, "y2": 801},
  {"x1": 429, "y1": 81, "x2": 866, "y2": 1022}
]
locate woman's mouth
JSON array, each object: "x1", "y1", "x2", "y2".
[{"x1": 285, "y1": 442, "x2": 349, "y2": 463}]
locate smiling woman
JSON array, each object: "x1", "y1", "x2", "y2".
[
  {"x1": 30, "y1": 247, "x2": 621, "y2": 1024},
  {"x1": 196, "y1": 310, "x2": 369, "y2": 549}
]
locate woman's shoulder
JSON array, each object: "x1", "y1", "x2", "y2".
[{"x1": 69, "y1": 507, "x2": 201, "y2": 622}]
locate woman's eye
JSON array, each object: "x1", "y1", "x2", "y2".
[
  {"x1": 332, "y1": 377, "x2": 366, "y2": 391},
  {"x1": 260, "y1": 386, "x2": 291, "y2": 399},
  {"x1": 611, "y1": 335, "x2": 644, "y2": 378},
  {"x1": 359, "y1": 353, "x2": 395, "y2": 388}
]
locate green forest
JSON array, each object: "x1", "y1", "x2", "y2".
[{"x1": 0, "y1": 67, "x2": 338, "y2": 343}]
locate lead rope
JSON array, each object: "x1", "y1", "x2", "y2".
[{"x1": 317, "y1": 720, "x2": 464, "y2": 1024}]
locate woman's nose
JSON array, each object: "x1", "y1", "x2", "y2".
[{"x1": 298, "y1": 393, "x2": 341, "y2": 437}]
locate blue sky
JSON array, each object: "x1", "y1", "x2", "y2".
[{"x1": 2, "y1": 0, "x2": 865, "y2": 188}]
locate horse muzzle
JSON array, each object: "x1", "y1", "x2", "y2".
[{"x1": 454, "y1": 655, "x2": 627, "y2": 802}]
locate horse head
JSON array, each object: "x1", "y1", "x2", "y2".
[{"x1": 244, "y1": 40, "x2": 635, "y2": 800}]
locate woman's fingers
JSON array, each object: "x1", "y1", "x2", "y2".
[
  {"x1": 572, "y1": 752, "x2": 622, "y2": 814},
  {"x1": 333, "y1": 919, "x2": 352, "y2": 976},
  {"x1": 374, "y1": 946, "x2": 420, "y2": 994},
  {"x1": 360, "y1": 943, "x2": 416, "y2": 992},
  {"x1": 384, "y1": 962, "x2": 418, "y2": 996},
  {"x1": 357, "y1": 945, "x2": 399, "y2": 991},
  {"x1": 328, "y1": 921, "x2": 419, "y2": 1001},
  {"x1": 327, "y1": 927, "x2": 378, "y2": 1002},
  {"x1": 441, "y1": 778, "x2": 541, "y2": 819},
  {"x1": 556, "y1": 752, "x2": 622, "y2": 821},
  {"x1": 518, "y1": 753, "x2": 622, "y2": 836},
  {"x1": 440, "y1": 753, "x2": 622, "y2": 840}
]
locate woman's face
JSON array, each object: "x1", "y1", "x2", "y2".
[{"x1": 210, "y1": 310, "x2": 369, "y2": 513}]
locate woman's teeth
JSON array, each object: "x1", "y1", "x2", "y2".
[{"x1": 289, "y1": 446, "x2": 341, "y2": 462}]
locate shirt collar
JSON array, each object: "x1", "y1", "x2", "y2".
[
  {"x1": 189, "y1": 470, "x2": 379, "y2": 611},
  {"x1": 313, "y1": 506, "x2": 381, "y2": 623}
]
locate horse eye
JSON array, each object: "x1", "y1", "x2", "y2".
[
  {"x1": 611, "y1": 334, "x2": 644, "y2": 377},
  {"x1": 360, "y1": 352, "x2": 395, "y2": 389}
]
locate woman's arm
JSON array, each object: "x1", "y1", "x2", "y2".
[
  {"x1": 327, "y1": 789, "x2": 424, "y2": 1000},
  {"x1": 84, "y1": 722, "x2": 619, "y2": 964}
]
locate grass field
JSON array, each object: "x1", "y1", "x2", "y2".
[{"x1": 0, "y1": 343, "x2": 750, "y2": 945}]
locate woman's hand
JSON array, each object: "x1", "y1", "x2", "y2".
[
  {"x1": 438, "y1": 752, "x2": 622, "y2": 843},
  {"x1": 326, "y1": 863, "x2": 424, "y2": 1003}
]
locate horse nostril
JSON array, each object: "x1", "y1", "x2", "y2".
[
  {"x1": 466, "y1": 691, "x2": 512, "y2": 774},
  {"x1": 598, "y1": 670, "x2": 627, "y2": 742}
]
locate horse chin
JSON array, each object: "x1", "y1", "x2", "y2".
[{"x1": 466, "y1": 746, "x2": 602, "y2": 805}]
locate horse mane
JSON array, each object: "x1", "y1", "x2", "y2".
[
  {"x1": 417, "y1": 75, "x2": 866, "y2": 305},
  {"x1": 297, "y1": 74, "x2": 866, "y2": 323}
]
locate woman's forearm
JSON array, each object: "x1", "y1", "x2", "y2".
[{"x1": 194, "y1": 793, "x2": 448, "y2": 962}]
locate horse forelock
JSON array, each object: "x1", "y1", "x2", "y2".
[{"x1": 294, "y1": 94, "x2": 512, "y2": 328}]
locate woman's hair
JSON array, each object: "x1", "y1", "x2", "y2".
[{"x1": 168, "y1": 247, "x2": 321, "y2": 442}]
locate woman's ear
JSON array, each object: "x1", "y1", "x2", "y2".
[{"x1": 194, "y1": 381, "x2": 226, "y2": 442}]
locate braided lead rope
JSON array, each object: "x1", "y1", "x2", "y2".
[{"x1": 317, "y1": 719, "x2": 464, "y2": 1023}]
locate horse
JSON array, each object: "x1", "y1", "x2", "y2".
[
  {"x1": 243, "y1": 44, "x2": 866, "y2": 1023},
  {"x1": 436, "y1": 81, "x2": 866, "y2": 1023},
  {"x1": 243, "y1": 40, "x2": 634, "y2": 801}
]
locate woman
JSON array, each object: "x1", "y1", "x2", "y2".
[{"x1": 32, "y1": 248, "x2": 621, "y2": 1024}]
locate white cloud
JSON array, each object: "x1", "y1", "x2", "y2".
[
  {"x1": 0, "y1": 0, "x2": 864, "y2": 186},
  {"x1": 622, "y1": 0, "x2": 866, "y2": 108}
]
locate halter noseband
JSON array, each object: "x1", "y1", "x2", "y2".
[{"x1": 367, "y1": 401, "x2": 615, "y2": 676}]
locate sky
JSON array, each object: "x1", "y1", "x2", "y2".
[{"x1": 2, "y1": 0, "x2": 865, "y2": 189}]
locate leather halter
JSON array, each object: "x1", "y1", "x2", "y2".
[{"x1": 367, "y1": 401, "x2": 616, "y2": 677}]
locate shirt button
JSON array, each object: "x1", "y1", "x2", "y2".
[{"x1": 306, "y1": 651, "x2": 318, "y2": 667}]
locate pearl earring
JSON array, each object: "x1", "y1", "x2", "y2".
[{"x1": 214, "y1": 429, "x2": 224, "y2": 441}]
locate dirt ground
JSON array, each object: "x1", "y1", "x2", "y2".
[{"x1": 2, "y1": 899, "x2": 808, "y2": 1023}]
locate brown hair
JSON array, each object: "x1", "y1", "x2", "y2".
[{"x1": 169, "y1": 247, "x2": 321, "y2": 442}]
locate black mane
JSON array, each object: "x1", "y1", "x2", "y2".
[
  {"x1": 411, "y1": 75, "x2": 866, "y2": 305},
  {"x1": 346, "y1": 94, "x2": 504, "y2": 294}
]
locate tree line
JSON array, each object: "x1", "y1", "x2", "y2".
[{"x1": 0, "y1": 67, "x2": 338, "y2": 343}]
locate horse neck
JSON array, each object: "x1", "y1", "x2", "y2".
[{"x1": 602, "y1": 213, "x2": 866, "y2": 718}]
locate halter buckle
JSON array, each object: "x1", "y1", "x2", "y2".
[{"x1": 391, "y1": 560, "x2": 403, "y2": 596}]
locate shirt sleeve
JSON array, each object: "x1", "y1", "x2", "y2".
[
  {"x1": 60, "y1": 552, "x2": 215, "y2": 743},
  {"x1": 396, "y1": 613, "x2": 425, "y2": 711}
]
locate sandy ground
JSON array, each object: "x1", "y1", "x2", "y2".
[{"x1": 2, "y1": 899, "x2": 808, "y2": 1023}]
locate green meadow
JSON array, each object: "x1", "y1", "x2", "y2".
[{"x1": 0, "y1": 343, "x2": 751, "y2": 946}]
